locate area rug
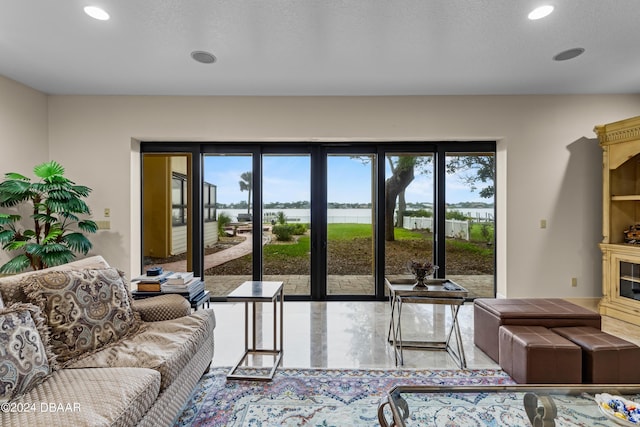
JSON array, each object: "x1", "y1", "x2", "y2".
[{"x1": 174, "y1": 367, "x2": 515, "y2": 427}]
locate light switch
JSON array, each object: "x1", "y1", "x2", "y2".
[
  {"x1": 104, "y1": 208, "x2": 110, "y2": 217},
  {"x1": 540, "y1": 219, "x2": 547, "y2": 229}
]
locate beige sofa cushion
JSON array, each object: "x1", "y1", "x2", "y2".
[
  {"x1": 22, "y1": 267, "x2": 142, "y2": 365},
  {"x1": 0, "y1": 367, "x2": 160, "y2": 427},
  {"x1": 69, "y1": 309, "x2": 215, "y2": 391},
  {"x1": 0, "y1": 255, "x2": 110, "y2": 306},
  {"x1": 0, "y1": 303, "x2": 57, "y2": 402}
]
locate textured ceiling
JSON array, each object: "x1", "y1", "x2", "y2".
[{"x1": 1, "y1": 0, "x2": 639, "y2": 96}]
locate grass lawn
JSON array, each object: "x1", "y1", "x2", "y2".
[{"x1": 210, "y1": 223, "x2": 494, "y2": 275}]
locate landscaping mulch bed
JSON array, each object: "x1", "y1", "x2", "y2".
[{"x1": 201, "y1": 234, "x2": 493, "y2": 276}]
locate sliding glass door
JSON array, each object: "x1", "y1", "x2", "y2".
[
  {"x1": 383, "y1": 152, "x2": 435, "y2": 286},
  {"x1": 262, "y1": 154, "x2": 312, "y2": 296},
  {"x1": 326, "y1": 154, "x2": 376, "y2": 296},
  {"x1": 140, "y1": 142, "x2": 496, "y2": 301}
]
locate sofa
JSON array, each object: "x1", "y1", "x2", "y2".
[{"x1": 0, "y1": 255, "x2": 215, "y2": 427}]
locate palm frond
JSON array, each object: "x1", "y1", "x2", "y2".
[
  {"x1": 0, "y1": 254, "x2": 31, "y2": 274},
  {"x1": 0, "y1": 214, "x2": 21, "y2": 225},
  {"x1": 71, "y1": 185, "x2": 92, "y2": 197},
  {"x1": 78, "y1": 220, "x2": 98, "y2": 233},
  {"x1": 34, "y1": 161, "x2": 65, "y2": 179},
  {"x1": 4, "y1": 240, "x2": 29, "y2": 251},
  {"x1": 32, "y1": 213, "x2": 58, "y2": 224},
  {"x1": 40, "y1": 251, "x2": 76, "y2": 268},
  {"x1": 62, "y1": 232, "x2": 93, "y2": 254},
  {"x1": 42, "y1": 227, "x2": 63, "y2": 244},
  {"x1": 3, "y1": 172, "x2": 29, "y2": 181},
  {"x1": 59, "y1": 212, "x2": 80, "y2": 222},
  {"x1": 0, "y1": 229, "x2": 16, "y2": 244}
]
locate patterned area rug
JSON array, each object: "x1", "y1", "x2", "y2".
[{"x1": 174, "y1": 367, "x2": 515, "y2": 426}]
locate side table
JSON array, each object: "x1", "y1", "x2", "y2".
[
  {"x1": 386, "y1": 278, "x2": 468, "y2": 368},
  {"x1": 226, "y1": 281, "x2": 284, "y2": 381}
]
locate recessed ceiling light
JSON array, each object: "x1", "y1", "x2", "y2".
[
  {"x1": 84, "y1": 6, "x2": 110, "y2": 21},
  {"x1": 528, "y1": 5, "x2": 554, "y2": 20},
  {"x1": 553, "y1": 48, "x2": 585, "y2": 61},
  {"x1": 191, "y1": 51, "x2": 217, "y2": 64}
]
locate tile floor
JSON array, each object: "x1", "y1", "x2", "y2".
[{"x1": 210, "y1": 299, "x2": 640, "y2": 371}]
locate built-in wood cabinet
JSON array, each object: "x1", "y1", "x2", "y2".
[{"x1": 597, "y1": 115, "x2": 640, "y2": 326}]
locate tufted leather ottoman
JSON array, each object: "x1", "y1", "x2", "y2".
[
  {"x1": 499, "y1": 325, "x2": 582, "y2": 384},
  {"x1": 474, "y1": 298, "x2": 601, "y2": 362},
  {"x1": 552, "y1": 326, "x2": 640, "y2": 383}
]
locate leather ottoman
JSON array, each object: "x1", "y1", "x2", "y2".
[
  {"x1": 552, "y1": 326, "x2": 640, "y2": 383},
  {"x1": 474, "y1": 298, "x2": 601, "y2": 362},
  {"x1": 498, "y1": 325, "x2": 582, "y2": 384}
]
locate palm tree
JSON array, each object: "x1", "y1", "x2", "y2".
[
  {"x1": 239, "y1": 171, "x2": 252, "y2": 214},
  {"x1": 0, "y1": 161, "x2": 98, "y2": 273}
]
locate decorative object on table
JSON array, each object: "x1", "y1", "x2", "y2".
[
  {"x1": 145, "y1": 266, "x2": 163, "y2": 276},
  {"x1": 407, "y1": 259, "x2": 438, "y2": 288},
  {"x1": 0, "y1": 160, "x2": 98, "y2": 274},
  {"x1": 624, "y1": 224, "x2": 640, "y2": 244},
  {"x1": 596, "y1": 393, "x2": 640, "y2": 425}
]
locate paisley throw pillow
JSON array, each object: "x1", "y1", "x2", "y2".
[
  {"x1": 23, "y1": 267, "x2": 142, "y2": 365},
  {"x1": 0, "y1": 303, "x2": 57, "y2": 402}
]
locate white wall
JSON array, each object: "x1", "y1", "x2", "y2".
[
  {"x1": 3, "y1": 80, "x2": 640, "y2": 297},
  {"x1": 0, "y1": 76, "x2": 49, "y2": 267}
]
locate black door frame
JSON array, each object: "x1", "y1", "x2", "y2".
[{"x1": 141, "y1": 141, "x2": 496, "y2": 301}]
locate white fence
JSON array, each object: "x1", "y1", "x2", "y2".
[{"x1": 402, "y1": 216, "x2": 469, "y2": 240}]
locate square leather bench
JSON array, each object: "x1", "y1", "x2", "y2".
[
  {"x1": 474, "y1": 298, "x2": 601, "y2": 362},
  {"x1": 552, "y1": 326, "x2": 640, "y2": 383},
  {"x1": 499, "y1": 325, "x2": 582, "y2": 384}
]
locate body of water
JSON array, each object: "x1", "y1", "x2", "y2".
[{"x1": 220, "y1": 208, "x2": 494, "y2": 224}]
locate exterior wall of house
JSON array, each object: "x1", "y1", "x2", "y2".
[{"x1": 2, "y1": 75, "x2": 640, "y2": 298}]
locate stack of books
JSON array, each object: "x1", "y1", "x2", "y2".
[
  {"x1": 133, "y1": 269, "x2": 174, "y2": 292},
  {"x1": 161, "y1": 273, "x2": 204, "y2": 299}
]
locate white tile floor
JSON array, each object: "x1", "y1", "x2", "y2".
[{"x1": 210, "y1": 301, "x2": 499, "y2": 370}]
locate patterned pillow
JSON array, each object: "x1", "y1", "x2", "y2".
[
  {"x1": 0, "y1": 303, "x2": 57, "y2": 402},
  {"x1": 23, "y1": 267, "x2": 142, "y2": 365}
]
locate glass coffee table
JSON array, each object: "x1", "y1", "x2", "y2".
[{"x1": 378, "y1": 384, "x2": 640, "y2": 427}]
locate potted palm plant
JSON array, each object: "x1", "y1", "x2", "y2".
[{"x1": 0, "y1": 160, "x2": 98, "y2": 273}]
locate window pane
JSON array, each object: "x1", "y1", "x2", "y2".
[
  {"x1": 445, "y1": 152, "x2": 495, "y2": 298},
  {"x1": 384, "y1": 154, "x2": 435, "y2": 286},
  {"x1": 327, "y1": 154, "x2": 375, "y2": 296},
  {"x1": 203, "y1": 154, "x2": 253, "y2": 298}
]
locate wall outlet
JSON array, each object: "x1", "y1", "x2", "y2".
[
  {"x1": 571, "y1": 277, "x2": 578, "y2": 287},
  {"x1": 96, "y1": 220, "x2": 111, "y2": 230}
]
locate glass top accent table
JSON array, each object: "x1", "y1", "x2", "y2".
[
  {"x1": 226, "y1": 281, "x2": 284, "y2": 381},
  {"x1": 378, "y1": 384, "x2": 640, "y2": 427},
  {"x1": 385, "y1": 278, "x2": 468, "y2": 368}
]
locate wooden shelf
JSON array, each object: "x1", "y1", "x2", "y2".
[
  {"x1": 598, "y1": 115, "x2": 640, "y2": 327},
  {"x1": 612, "y1": 195, "x2": 640, "y2": 201}
]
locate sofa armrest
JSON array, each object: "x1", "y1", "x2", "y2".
[{"x1": 132, "y1": 294, "x2": 191, "y2": 322}]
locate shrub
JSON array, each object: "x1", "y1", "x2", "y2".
[
  {"x1": 217, "y1": 212, "x2": 231, "y2": 235},
  {"x1": 402, "y1": 210, "x2": 432, "y2": 218},
  {"x1": 445, "y1": 210, "x2": 469, "y2": 221},
  {"x1": 272, "y1": 224, "x2": 295, "y2": 241}
]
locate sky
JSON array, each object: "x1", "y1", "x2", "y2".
[{"x1": 203, "y1": 154, "x2": 492, "y2": 205}]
